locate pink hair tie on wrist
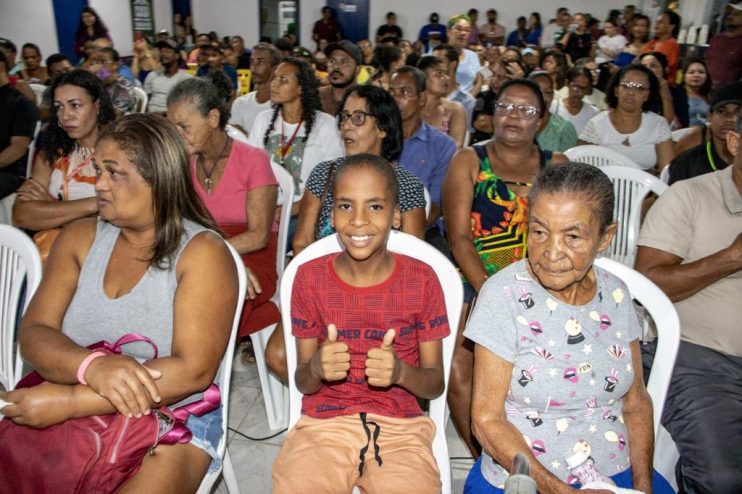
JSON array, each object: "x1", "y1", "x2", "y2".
[{"x1": 77, "y1": 351, "x2": 107, "y2": 385}]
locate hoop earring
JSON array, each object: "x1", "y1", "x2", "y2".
[{"x1": 58, "y1": 120, "x2": 64, "y2": 128}]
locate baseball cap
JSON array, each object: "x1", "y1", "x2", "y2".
[
  {"x1": 710, "y1": 81, "x2": 742, "y2": 112},
  {"x1": 156, "y1": 38, "x2": 179, "y2": 51},
  {"x1": 324, "y1": 40, "x2": 362, "y2": 66}
]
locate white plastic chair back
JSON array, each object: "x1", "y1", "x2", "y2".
[
  {"x1": 280, "y1": 231, "x2": 463, "y2": 494},
  {"x1": 28, "y1": 83, "x2": 46, "y2": 105},
  {"x1": 564, "y1": 145, "x2": 643, "y2": 169},
  {"x1": 133, "y1": 86, "x2": 148, "y2": 113},
  {"x1": 0, "y1": 225, "x2": 42, "y2": 390},
  {"x1": 671, "y1": 127, "x2": 694, "y2": 142},
  {"x1": 659, "y1": 164, "x2": 670, "y2": 184},
  {"x1": 226, "y1": 125, "x2": 295, "y2": 429},
  {"x1": 196, "y1": 243, "x2": 247, "y2": 494},
  {"x1": 599, "y1": 166, "x2": 669, "y2": 266},
  {"x1": 423, "y1": 186, "x2": 431, "y2": 219},
  {"x1": 593, "y1": 257, "x2": 681, "y2": 492}
]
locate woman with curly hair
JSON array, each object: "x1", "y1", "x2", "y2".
[
  {"x1": 13, "y1": 69, "x2": 116, "y2": 232},
  {"x1": 247, "y1": 57, "x2": 343, "y2": 241},
  {"x1": 73, "y1": 6, "x2": 111, "y2": 60}
]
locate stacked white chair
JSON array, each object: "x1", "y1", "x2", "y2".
[
  {"x1": 564, "y1": 145, "x2": 643, "y2": 169},
  {"x1": 196, "y1": 243, "x2": 247, "y2": 494},
  {"x1": 599, "y1": 166, "x2": 669, "y2": 266},
  {"x1": 132, "y1": 86, "x2": 149, "y2": 113},
  {"x1": 280, "y1": 231, "x2": 464, "y2": 494},
  {"x1": 226, "y1": 125, "x2": 293, "y2": 430},
  {"x1": 0, "y1": 225, "x2": 42, "y2": 390}
]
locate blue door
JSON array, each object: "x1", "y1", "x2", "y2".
[{"x1": 326, "y1": 0, "x2": 369, "y2": 43}]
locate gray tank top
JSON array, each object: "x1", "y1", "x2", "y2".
[{"x1": 63, "y1": 219, "x2": 219, "y2": 405}]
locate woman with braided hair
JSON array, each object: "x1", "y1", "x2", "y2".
[{"x1": 247, "y1": 57, "x2": 343, "y2": 242}]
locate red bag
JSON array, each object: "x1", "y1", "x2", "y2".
[{"x1": 0, "y1": 334, "x2": 221, "y2": 494}]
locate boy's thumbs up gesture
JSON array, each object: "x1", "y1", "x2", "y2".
[
  {"x1": 310, "y1": 324, "x2": 351, "y2": 382},
  {"x1": 365, "y1": 329, "x2": 400, "y2": 387}
]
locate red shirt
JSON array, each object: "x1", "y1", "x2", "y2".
[
  {"x1": 291, "y1": 253, "x2": 450, "y2": 419},
  {"x1": 706, "y1": 33, "x2": 742, "y2": 89}
]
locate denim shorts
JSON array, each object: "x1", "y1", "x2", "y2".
[{"x1": 186, "y1": 405, "x2": 224, "y2": 473}]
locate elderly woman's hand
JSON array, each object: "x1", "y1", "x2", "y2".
[
  {"x1": 84, "y1": 355, "x2": 162, "y2": 418},
  {"x1": 1, "y1": 384, "x2": 75, "y2": 428}
]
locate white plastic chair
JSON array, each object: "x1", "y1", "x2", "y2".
[
  {"x1": 227, "y1": 124, "x2": 294, "y2": 430},
  {"x1": 0, "y1": 225, "x2": 42, "y2": 390},
  {"x1": 196, "y1": 243, "x2": 247, "y2": 494},
  {"x1": 659, "y1": 164, "x2": 670, "y2": 184},
  {"x1": 599, "y1": 166, "x2": 669, "y2": 267},
  {"x1": 133, "y1": 86, "x2": 148, "y2": 113},
  {"x1": 28, "y1": 83, "x2": 46, "y2": 105},
  {"x1": 593, "y1": 257, "x2": 681, "y2": 492},
  {"x1": 280, "y1": 231, "x2": 464, "y2": 494},
  {"x1": 423, "y1": 186, "x2": 431, "y2": 219},
  {"x1": 564, "y1": 145, "x2": 643, "y2": 169},
  {"x1": 671, "y1": 127, "x2": 694, "y2": 143}
]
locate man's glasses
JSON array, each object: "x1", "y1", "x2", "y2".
[
  {"x1": 619, "y1": 81, "x2": 649, "y2": 92},
  {"x1": 450, "y1": 25, "x2": 472, "y2": 34},
  {"x1": 494, "y1": 101, "x2": 540, "y2": 120},
  {"x1": 338, "y1": 110, "x2": 374, "y2": 126}
]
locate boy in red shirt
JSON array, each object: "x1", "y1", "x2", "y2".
[{"x1": 272, "y1": 154, "x2": 449, "y2": 493}]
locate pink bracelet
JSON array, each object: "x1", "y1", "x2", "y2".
[{"x1": 77, "y1": 351, "x2": 107, "y2": 385}]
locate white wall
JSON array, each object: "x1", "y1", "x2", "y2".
[
  {"x1": 0, "y1": 0, "x2": 59, "y2": 60},
  {"x1": 191, "y1": 0, "x2": 261, "y2": 46}
]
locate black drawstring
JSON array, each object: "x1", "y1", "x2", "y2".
[{"x1": 358, "y1": 412, "x2": 383, "y2": 476}]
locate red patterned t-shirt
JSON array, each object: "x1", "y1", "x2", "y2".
[{"x1": 291, "y1": 252, "x2": 450, "y2": 419}]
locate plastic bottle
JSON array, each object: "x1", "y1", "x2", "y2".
[{"x1": 564, "y1": 450, "x2": 615, "y2": 486}]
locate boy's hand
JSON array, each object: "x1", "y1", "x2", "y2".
[
  {"x1": 310, "y1": 324, "x2": 351, "y2": 382},
  {"x1": 365, "y1": 329, "x2": 400, "y2": 388}
]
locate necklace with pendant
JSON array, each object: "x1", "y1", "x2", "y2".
[
  {"x1": 198, "y1": 133, "x2": 231, "y2": 194},
  {"x1": 277, "y1": 118, "x2": 303, "y2": 166}
]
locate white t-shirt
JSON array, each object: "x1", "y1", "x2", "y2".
[
  {"x1": 550, "y1": 98, "x2": 599, "y2": 136},
  {"x1": 579, "y1": 111, "x2": 672, "y2": 170},
  {"x1": 143, "y1": 70, "x2": 192, "y2": 113},
  {"x1": 229, "y1": 91, "x2": 273, "y2": 137},
  {"x1": 556, "y1": 86, "x2": 609, "y2": 112},
  {"x1": 595, "y1": 34, "x2": 628, "y2": 64},
  {"x1": 247, "y1": 109, "x2": 343, "y2": 199}
]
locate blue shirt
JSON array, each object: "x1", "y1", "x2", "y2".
[{"x1": 399, "y1": 121, "x2": 456, "y2": 207}]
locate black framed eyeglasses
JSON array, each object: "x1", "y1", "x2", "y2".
[
  {"x1": 494, "y1": 101, "x2": 540, "y2": 120},
  {"x1": 338, "y1": 110, "x2": 374, "y2": 126}
]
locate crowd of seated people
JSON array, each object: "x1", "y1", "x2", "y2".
[{"x1": 1, "y1": 2, "x2": 741, "y2": 493}]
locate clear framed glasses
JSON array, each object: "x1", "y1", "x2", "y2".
[
  {"x1": 619, "y1": 81, "x2": 648, "y2": 92},
  {"x1": 494, "y1": 101, "x2": 540, "y2": 120},
  {"x1": 450, "y1": 25, "x2": 472, "y2": 34},
  {"x1": 569, "y1": 82, "x2": 591, "y2": 93},
  {"x1": 338, "y1": 110, "x2": 374, "y2": 126}
]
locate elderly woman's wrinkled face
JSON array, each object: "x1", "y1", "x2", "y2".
[
  {"x1": 527, "y1": 193, "x2": 614, "y2": 302},
  {"x1": 167, "y1": 98, "x2": 220, "y2": 155}
]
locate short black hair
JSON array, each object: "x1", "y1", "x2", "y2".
[
  {"x1": 98, "y1": 47, "x2": 119, "y2": 63},
  {"x1": 252, "y1": 42, "x2": 282, "y2": 66},
  {"x1": 663, "y1": 10, "x2": 681, "y2": 38},
  {"x1": 433, "y1": 44, "x2": 458, "y2": 64},
  {"x1": 417, "y1": 55, "x2": 447, "y2": 73},
  {"x1": 334, "y1": 153, "x2": 399, "y2": 206},
  {"x1": 21, "y1": 42, "x2": 41, "y2": 56},
  {"x1": 338, "y1": 84, "x2": 404, "y2": 161},
  {"x1": 392, "y1": 66, "x2": 426, "y2": 93},
  {"x1": 45, "y1": 53, "x2": 70, "y2": 70},
  {"x1": 566, "y1": 65, "x2": 592, "y2": 84},
  {"x1": 529, "y1": 163, "x2": 615, "y2": 234}
]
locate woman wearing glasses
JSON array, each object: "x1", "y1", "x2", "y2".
[
  {"x1": 264, "y1": 84, "x2": 427, "y2": 383},
  {"x1": 550, "y1": 66, "x2": 599, "y2": 136},
  {"x1": 443, "y1": 79, "x2": 568, "y2": 457},
  {"x1": 579, "y1": 64, "x2": 674, "y2": 173},
  {"x1": 447, "y1": 14, "x2": 481, "y2": 93}
]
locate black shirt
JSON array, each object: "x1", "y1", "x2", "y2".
[
  {"x1": 471, "y1": 89, "x2": 497, "y2": 144},
  {"x1": 668, "y1": 140, "x2": 730, "y2": 185},
  {"x1": 0, "y1": 84, "x2": 38, "y2": 188},
  {"x1": 377, "y1": 24, "x2": 403, "y2": 41}
]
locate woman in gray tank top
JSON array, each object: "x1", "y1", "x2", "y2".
[{"x1": 4, "y1": 114, "x2": 239, "y2": 491}]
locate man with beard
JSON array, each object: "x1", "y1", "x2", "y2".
[
  {"x1": 143, "y1": 38, "x2": 192, "y2": 113},
  {"x1": 319, "y1": 40, "x2": 361, "y2": 116},
  {"x1": 230, "y1": 42, "x2": 282, "y2": 136}
]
